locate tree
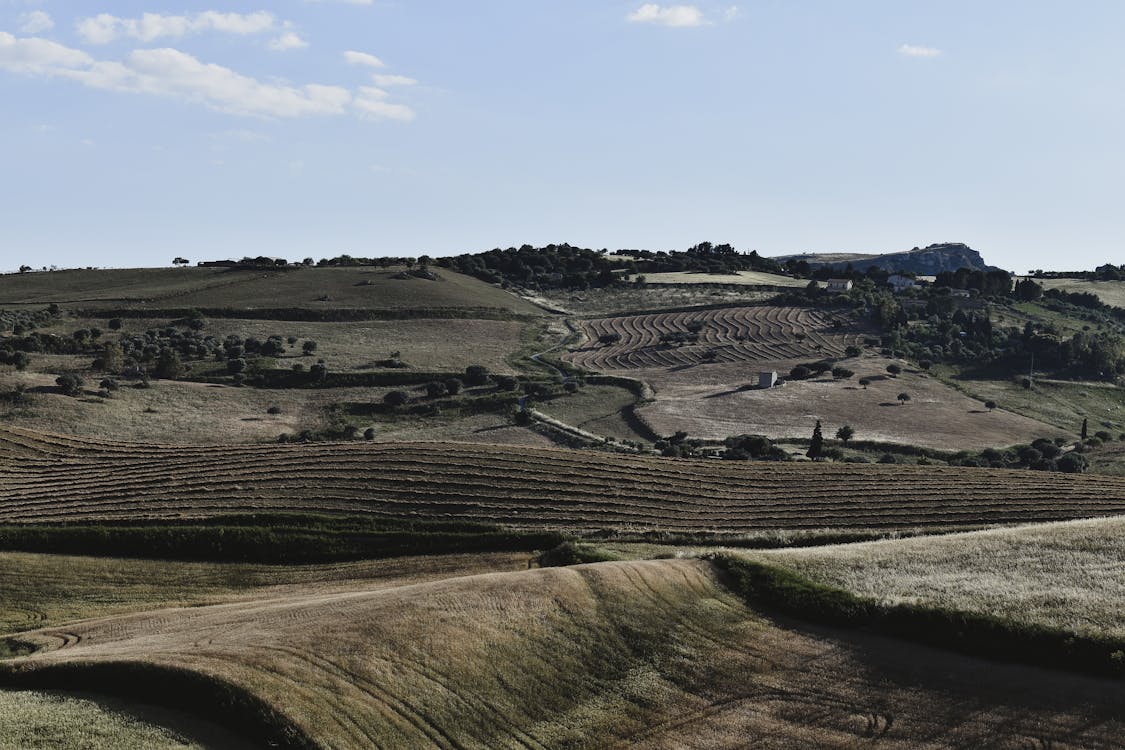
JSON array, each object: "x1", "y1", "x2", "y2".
[
  {"x1": 172, "y1": 257, "x2": 190, "y2": 266},
  {"x1": 227, "y1": 358, "x2": 247, "y2": 375},
  {"x1": 444, "y1": 378, "x2": 463, "y2": 395},
  {"x1": 835, "y1": 425, "x2": 855, "y2": 446},
  {"x1": 598, "y1": 333, "x2": 622, "y2": 346},
  {"x1": 886, "y1": 364, "x2": 902, "y2": 376},
  {"x1": 831, "y1": 367, "x2": 854, "y2": 380},
  {"x1": 858, "y1": 378, "x2": 871, "y2": 390},
  {"x1": 1057, "y1": 451, "x2": 1088, "y2": 474},
  {"x1": 384, "y1": 390, "x2": 410, "y2": 407},
  {"x1": 1081, "y1": 418, "x2": 1089, "y2": 440},
  {"x1": 55, "y1": 374, "x2": 84, "y2": 396},
  {"x1": 465, "y1": 365, "x2": 491, "y2": 386},
  {"x1": 985, "y1": 400, "x2": 997, "y2": 412},
  {"x1": 844, "y1": 346, "x2": 861, "y2": 358},
  {"x1": 363, "y1": 427, "x2": 376, "y2": 440},
  {"x1": 309, "y1": 361, "x2": 328, "y2": 384},
  {"x1": 153, "y1": 349, "x2": 182, "y2": 379},
  {"x1": 108, "y1": 318, "x2": 123, "y2": 331},
  {"x1": 897, "y1": 392, "x2": 911, "y2": 405},
  {"x1": 302, "y1": 341, "x2": 318, "y2": 356},
  {"x1": 789, "y1": 365, "x2": 811, "y2": 380},
  {"x1": 425, "y1": 381, "x2": 448, "y2": 398},
  {"x1": 806, "y1": 420, "x2": 824, "y2": 459},
  {"x1": 18, "y1": 265, "x2": 31, "y2": 273}
]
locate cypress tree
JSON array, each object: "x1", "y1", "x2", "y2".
[{"x1": 807, "y1": 420, "x2": 824, "y2": 459}]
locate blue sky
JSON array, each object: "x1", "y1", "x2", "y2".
[{"x1": 1, "y1": 1, "x2": 1122, "y2": 272}]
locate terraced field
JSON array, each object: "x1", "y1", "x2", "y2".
[
  {"x1": 568, "y1": 306, "x2": 864, "y2": 371},
  {"x1": 5, "y1": 427, "x2": 1125, "y2": 532},
  {"x1": 7, "y1": 559, "x2": 1125, "y2": 749}
]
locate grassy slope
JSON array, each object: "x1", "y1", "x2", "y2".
[
  {"x1": 535, "y1": 384, "x2": 642, "y2": 440},
  {"x1": 0, "y1": 551, "x2": 529, "y2": 637},
  {"x1": 0, "y1": 689, "x2": 254, "y2": 749},
  {"x1": 1040, "y1": 278, "x2": 1125, "y2": 308},
  {"x1": 0, "y1": 267, "x2": 542, "y2": 314},
  {"x1": 8, "y1": 559, "x2": 1125, "y2": 748},
  {"x1": 937, "y1": 368, "x2": 1125, "y2": 434},
  {"x1": 628, "y1": 270, "x2": 807, "y2": 287},
  {"x1": 748, "y1": 515, "x2": 1125, "y2": 640}
]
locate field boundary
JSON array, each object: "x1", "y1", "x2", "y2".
[
  {"x1": 713, "y1": 555, "x2": 1125, "y2": 678},
  {"x1": 72, "y1": 306, "x2": 538, "y2": 322}
]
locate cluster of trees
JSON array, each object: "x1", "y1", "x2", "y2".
[
  {"x1": 933, "y1": 269, "x2": 1014, "y2": 296},
  {"x1": 614, "y1": 242, "x2": 783, "y2": 276},
  {"x1": 950, "y1": 436, "x2": 1099, "y2": 473},
  {"x1": 440, "y1": 244, "x2": 621, "y2": 290}
]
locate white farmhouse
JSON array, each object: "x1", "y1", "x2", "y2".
[
  {"x1": 826, "y1": 279, "x2": 853, "y2": 293},
  {"x1": 887, "y1": 274, "x2": 916, "y2": 293}
]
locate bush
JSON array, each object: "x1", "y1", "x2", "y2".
[
  {"x1": 55, "y1": 374, "x2": 84, "y2": 396},
  {"x1": 495, "y1": 375, "x2": 520, "y2": 391},
  {"x1": 512, "y1": 409, "x2": 532, "y2": 426},
  {"x1": 877, "y1": 453, "x2": 897, "y2": 464},
  {"x1": 465, "y1": 365, "x2": 492, "y2": 386},
  {"x1": 844, "y1": 346, "x2": 861, "y2": 358},
  {"x1": 267, "y1": 405, "x2": 282, "y2": 415},
  {"x1": 1057, "y1": 452, "x2": 1089, "y2": 474},
  {"x1": 886, "y1": 364, "x2": 902, "y2": 376},
  {"x1": 789, "y1": 365, "x2": 811, "y2": 380},
  {"x1": 425, "y1": 381, "x2": 449, "y2": 399},
  {"x1": 384, "y1": 391, "x2": 411, "y2": 407},
  {"x1": 444, "y1": 378, "x2": 463, "y2": 396},
  {"x1": 363, "y1": 427, "x2": 376, "y2": 440}
]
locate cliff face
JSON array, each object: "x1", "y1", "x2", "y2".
[{"x1": 778, "y1": 244, "x2": 999, "y2": 274}]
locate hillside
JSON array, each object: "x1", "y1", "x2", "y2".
[
  {"x1": 751, "y1": 515, "x2": 1125, "y2": 641},
  {"x1": 774, "y1": 243, "x2": 999, "y2": 275},
  {"x1": 8, "y1": 558, "x2": 1125, "y2": 749},
  {"x1": 4, "y1": 428, "x2": 1125, "y2": 532},
  {"x1": 0, "y1": 266, "x2": 543, "y2": 318}
]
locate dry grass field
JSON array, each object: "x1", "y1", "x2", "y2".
[
  {"x1": 7, "y1": 559, "x2": 1125, "y2": 749},
  {"x1": 59, "y1": 316, "x2": 531, "y2": 374},
  {"x1": 539, "y1": 286, "x2": 778, "y2": 317},
  {"x1": 0, "y1": 266, "x2": 542, "y2": 315},
  {"x1": 0, "y1": 689, "x2": 251, "y2": 749},
  {"x1": 1039, "y1": 278, "x2": 1125, "y2": 309},
  {"x1": 750, "y1": 515, "x2": 1125, "y2": 641},
  {"x1": 638, "y1": 361, "x2": 1065, "y2": 449},
  {"x1": 4, "y1": 427, "x2": 1125, "y2": 531},
  {"x1": 567, "y1": 306, "x2": 864, "y2": 371},
  {"x1": 0, "y1": 550, "x2": 530, "y2": 637},
  {"x1": 627, "y1": 270, "x2": 807, "y2": 287}
]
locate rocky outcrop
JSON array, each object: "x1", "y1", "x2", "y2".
[{"x1": 776, "y1": 243, "x2": 1000, "y2": 275}]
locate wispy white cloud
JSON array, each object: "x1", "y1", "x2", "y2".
[
  {"x1": 18, "y1": 10, "x2": 53, "y2": 34},
  {"x1": 343, "y1": 50, "x2": 385, "y2": 68},
  {"x1": 76, "y1": 11, "x2": 278, "y2": 44},
  {"x1": 898, "y1": 43, "x2": 942, "y2": 58},
  {"x1": 723, "y1": 6, "x2": 740, "y2": 22},
  {"x1": 268, "y1": 31, "x2": 308, "y2": 51},
  {"x1": 627, "y1": 4, "x2": 709, "y2": 27},
  {"x1": 371, "y1": 73, "x2": 416, "y2": 87},
  {"x1": 0, "y1": 32, "x2": 415, "y2": 121},
  {"x1": 354, "y1": 85, "x2": 414, "y2": 121}
]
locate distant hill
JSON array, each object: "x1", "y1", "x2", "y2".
[{"x1": 773, "y1": 243, "x2": 1001, "y2": 275}]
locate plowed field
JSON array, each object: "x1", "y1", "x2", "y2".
[
  {"x1": 4, "y1": 427, "x2": 1125, "y2": 532},
  {"x1": 568, "y1": 306, "x2": 863, "y2": 371}
]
